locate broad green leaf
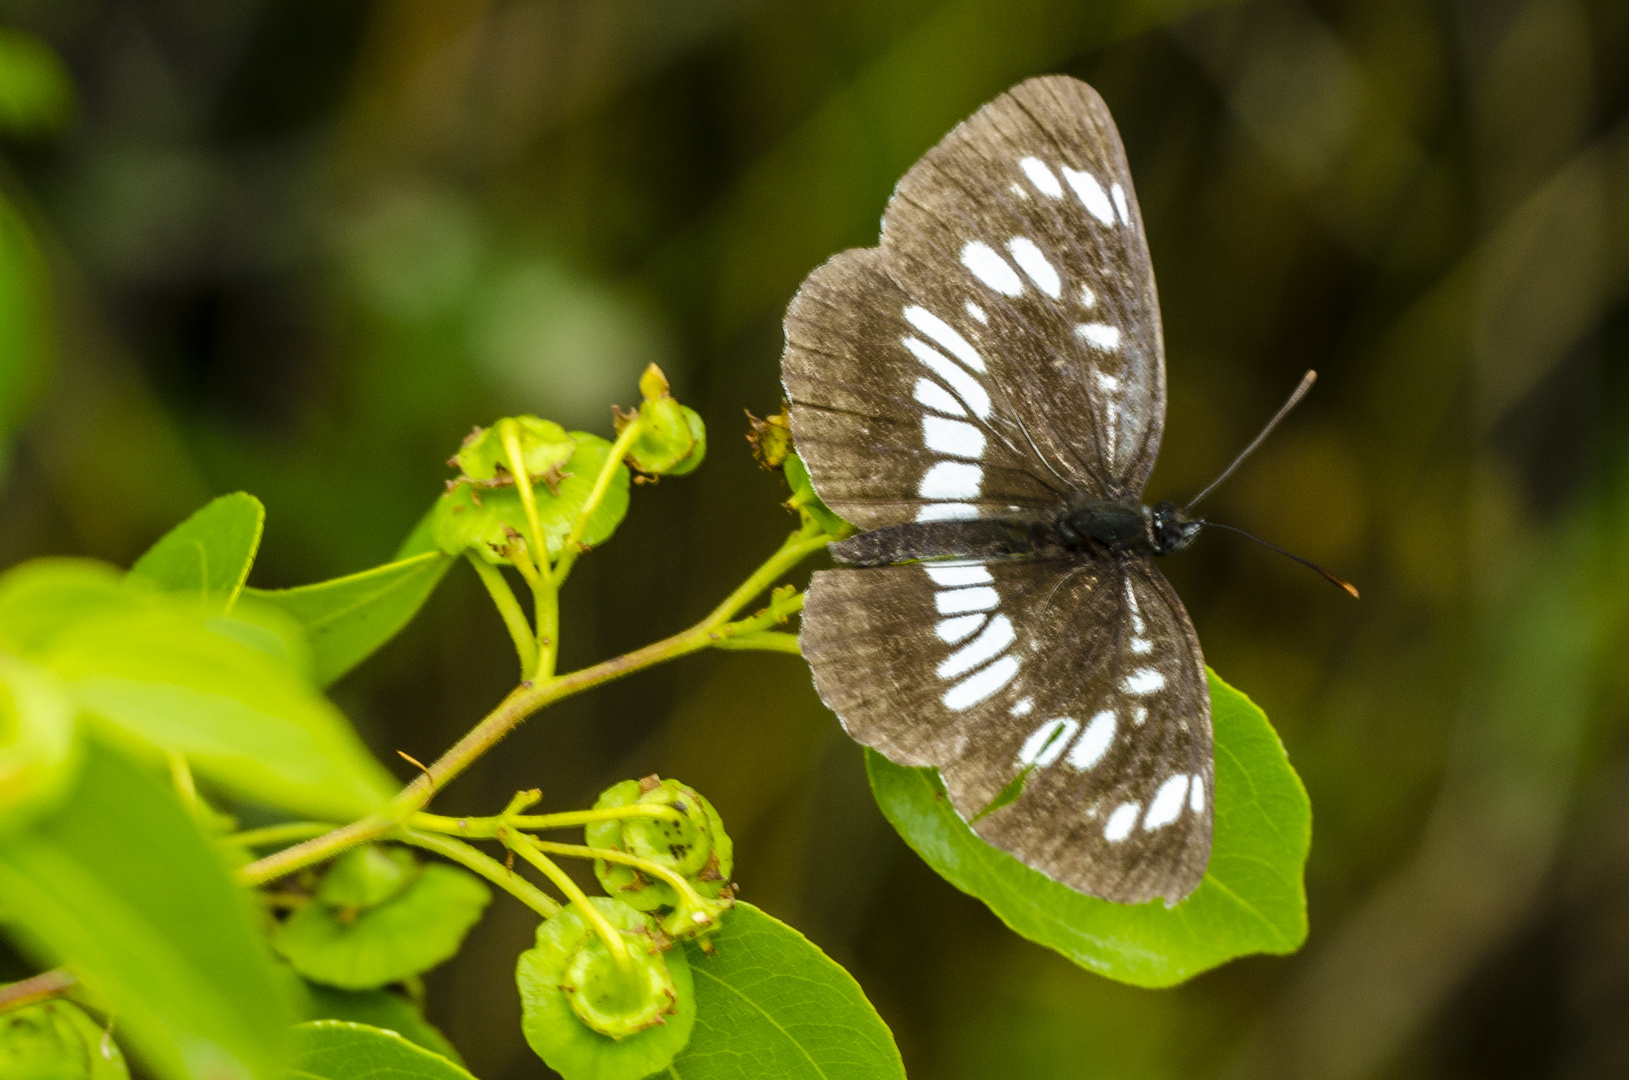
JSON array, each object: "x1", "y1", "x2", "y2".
[
  {"x1": 273, "y1": 863, "x2": 490, "y2": 989},
  {"x1": 671, "y1": 903, "x2": 904, "y2": 1080},
  {"x1": 45, "y1": 605, "x2": 397, "y2": 821},
  {"x1": 243, "y1": 551, "x2": 453, "y2": 687},
  {"x1": 0, "y1": 1000, "x2": 129, "y2": 1080},
  {"x1": 128, "y1": 493, "x2": 265, "y2": 614},
  {"x1": 866, "y1": 669, "x2": 1310, "y2": 987},
  {"x1": 430, "y1": 432, "x2": 630, "y2": 565},
  {"x1": 0, "y1": 654, "x2": 80, "y2": 832},
  {"x1": 0, "y1": 560, "x2": 134, "y2": 656},
  {"x1": 0, "y1": 739, "x2": 292, "y2": 1080},
  {"x1": 0, "y1": 190, "x2": 53, "y2": 462},
  {"x1": 286, "y1": 1022, "x2": 473, "y2": 1080},
  {"x1": 301, "y1": 986, "x2": 462, "y2": 1065},
  {"x1": 0, "y1": 29, "x2": 75, "y2": 135},
  {"x1": 517, "y1": 898, "x2": 693, "y2": 1080}
]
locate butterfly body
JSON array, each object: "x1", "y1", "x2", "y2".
[{"x1": 784, "y1": 76, "x2": 1213, "y2": 905}]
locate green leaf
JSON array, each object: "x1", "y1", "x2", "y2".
[
  {"x1": 286, "y1": 1021, "x2": 474, "y2": 1080},
  {"x1": 0, "y1": 29, "x2": 75, "y2": 135},
  {"x1": 670, "y1": 903, "x2": 904, "y2": 1080},
  {"x1": 865, "y1": 669, "x2": 1310, "y2": 987},
  {"x1": 0, "y1": 739, "x2": 293, "y2": 1080},
  {"x1": 0, "y1": 655, "x2": 80, "y2": 832},
  {"x1": 0, "y1": 561, "x2": 133, "y2": 656},
  {"x1": 429, "y1": 432, "x2": 630, "y2": 565},
  {"x1": 0, "y1": 190, "x2": 53, "y2": 463},
  {"x1": 128, "y1": 494, "x2": 265, "y2": 614},
  {"x1": 273, "y1": 863, "x2": 490, "y2": 989},
  {"x1": 300, "y1": 986, "x2": 462, "y2": 1065},
  {"x1": 516, "y1": 898, "x2": 693, "y2": 1080},
  {"x1": 44, "y1": 604, "x2": 398, "y2": 822},
  {"x1": 0, "y1": 1000, "x2": 130, "y2": 1080},
  {"x1": 243, "y1": 551, "x2": 453, "y2": 687}
]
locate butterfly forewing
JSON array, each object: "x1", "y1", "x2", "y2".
[
  {"x1": 802, "y1": 555, "x2": 1211, "y2": 903},
  {"x1": 783, "y1": 76, "x2": 1165, "y2": 529}
]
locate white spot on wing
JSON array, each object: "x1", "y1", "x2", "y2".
[
  {"x1": 1189, "y1": 778, "x2": 1206, "y2": 814},
  {"x1": 1062, "y1": 166, "x2": 1115, "y2": 224},
  {"x1": 1080, "y1": 285, "x2": 1096, "y2": 308},
  {"x1": 916, "y1": 502, "x2": 978, "y2": 522},
  {"x1": 943, "y1": 654, "x2": 1020, "y2": 711},
  {"x1": 937, "y1": 615, "x2": 1015, "y2": 679},
  {"x1": 1129, "y1": 637, "x2": 1153, "y2": 655},
  {"x1": 1067, "y1": 710, "x2": 1116, "y2": 770},
  {"x1": 965, "y1": 301, "x2": 987, "y2": 324},
  {"x1": 1019, "y1": 157, "x2": 1064, "y2": 198},
  {"x1": 1110, "y1": 182, "x2": 1130, "y2": 225},
  {"x1": 923, "y1": 415, "x2": 986, "y2": 459},
  {"x1": 1011, "y1": 697, "x2": 1034, "y2": 717},
  {"x1": 1077, "y1": 323, "x2": 1122, "y2": 350},
  {"x1": 1009, "y1": 182, "x2": 1028, "y2": 199},
  {"x1": 913, "y1": 377, "x2": 966, "y2": 417},
  {"x1": 1103, "y1": 801, "x2": 1140, "y2": 842},
  {"x1": 904, "y1": 305, "x2": 987, "y2": 373},
  {"x1": 935, "y1": 614, "x2": 985, "y2": 643},
  {"x1": 959, "y1": 242, "x2": 1025, "y2": 298},
  {"x1": 924, "y1": 564, "x2": 992, "y2": 587},
  {"x1": 1019, "y1": 717, "x2": 1079, "y2": 767},
  {"x1": 919, "y1": 461, "x2": 982, "y2": 501},
  {"x1": 1122, "y1": 668, "x2": 1166, "y2": 695},
  {"x1": 1143, "y1": 774, "x2": 1190, "y2": 830},
  {"x1": 934, "y1": 586, "x2": 998, "y2": 615},
  {"x1": 1006, "y1": 237, "x2": 1061, "y2": 298},
  {"x1": 902, "y1": 338, "x2": 991, "y2": 418}
]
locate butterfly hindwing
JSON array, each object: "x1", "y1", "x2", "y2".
[
  {"x1": 801, "y1": 554, "x2": 1211, "y2": 904},
  {"x1": 783, "y1": 75, "x2": 1165, "y2": 529}
]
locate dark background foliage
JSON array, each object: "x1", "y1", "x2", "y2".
[{"x1": 3, "y1": 1, "x2": 1628, "y2": 1077}]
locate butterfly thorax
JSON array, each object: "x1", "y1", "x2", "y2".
[{"x1": 828, "y1": 499, "x2": 1200, "y2": 567}]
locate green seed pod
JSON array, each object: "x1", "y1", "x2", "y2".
[
  {"x1": 621, "y1": 365, "x2": 706, "y2": 477},
  {"x1": 0, "y1": 655, "x2": 80, "y2": 834},
  {"x1": 429, "y1": 432, "x2": 631, "y2": 566},
  {"x1": 0, "y1": 1001, "x2": 129, "y2": 1080},
  {"x1": 587, "y1": 777, "x2": 733, "y2": 914},
  {"x1": 452, "y1": 416, "x2": 575, "y2": 484},
  {"x1": 782, "y1": 453, "x2": 853, "y2": 538},
  {"x1": 516, "y1": 898, "x2": 693, "y2": 1080},
  {"x1": 316, "y1": 845, "x2": 420, "y2": 911}
]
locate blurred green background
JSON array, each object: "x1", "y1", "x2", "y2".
[{"x1": 2, "y1": 1, "x2": 1628, "y2": 1077}]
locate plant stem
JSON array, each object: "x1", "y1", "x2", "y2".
[
  {"x1": 550, "y1": 415, "x2": 647, "y2": 590},
  {"x1": 532, "y1": 569, "x2": 560, "y2": 680},
  {"x1": 713, "y1": 631, "x2": 802, "y2": 653},
  {"x1": 410, "y1": 803, "x2": 682, "y2": 838},
  {"x1": 467, "y1": 554, "x2": 538, "y2": 675},
  {"x1": 531, "y1": 839, "x2": 712, "y2": 913},
  {"x1": 0, "y1": 969, "x2": 77, "y2": 1015},
  {"x1": 399, "y1": 829, "x2": 561, "y2": 919},
  {"x1": 229, "y1": 822, "x2": 334, "y2": 848},
  {"x1": 507, "y1": 836, "x2": 629, "y2": 966},
  {"x1": 498, "y1": 420, "x2": 548, "y2": 566},
  {"x1": 238, "y1": 524, "x2": 830, "y2": 887}
]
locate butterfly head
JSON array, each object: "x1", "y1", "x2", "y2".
[{"x1": 1149, "y1": 501, "x2": 1201, "y2": 555}]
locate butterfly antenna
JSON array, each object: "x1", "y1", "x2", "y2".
[
  {"x1": 1182, "y1": 370, "x2": 1317, "y2": 514},
  {"x1": 1194, "y1": 520, "x2": 1359, "y2": 598}
]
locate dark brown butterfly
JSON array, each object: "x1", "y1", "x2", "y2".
[{"x1": 782, "y1": 76, "x2": 1212, "y2": 904}]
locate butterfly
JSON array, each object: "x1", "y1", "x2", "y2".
[{"x1": 781, "y1": 75, "x2": 1213, "y2": 905}]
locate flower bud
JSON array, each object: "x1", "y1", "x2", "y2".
[
  {"x1": 452, "y1": 416, "x2": 575, "y2": 485},
  {"x1": 587, "y1": 777, "x2": 733, "y2": 922},
  {"x1": 620, "y1": 365, "x2": 706, "y2": 477},
  {"x1": 746, "y1": 409, "x2": 792, "y2": 469}
]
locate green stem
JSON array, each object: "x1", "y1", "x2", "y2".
[
  {"x1": 531, "y1": 839, "x2": 712, "y2": 913},
  {"x1": 498, "y1": 420, "x2": 548, "y2": 567},
  {"x1": 0, "y1": 969, "x2": 77, "y2": 1016},
  {"x1": 468, "y1": 554, "x2": 538, "y2": 675},
  {"x1": 713, "y1": 631, "x2": 802, "y2": 654},
  {"x1": 410, "y1": 803, "x2": 682, "y2": 839},
  {"x1": 507, "y1": 835, "x2": 629, "y2": 966},
  {"x1": 532, "y1": 569, "x2": 560, "y2": 680},
  {"x1": 238, "y1": 525, "x2": 829, "y2": 887},
  {"x1": 550, "y1": 414, "x2": 647, "y2": 590},
  {"x1": 399, "y1": 829, "x2": 561, "y2": 919},
  {"x1": 230, "y1": 822, "x2": 333, "y2": 848}
]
